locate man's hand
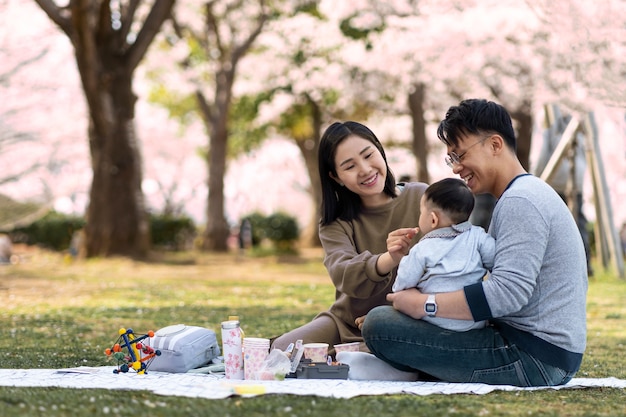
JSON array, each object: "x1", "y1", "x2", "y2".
[{"x1": 386, "y1": 288, "x2": 426, "y2": 319}]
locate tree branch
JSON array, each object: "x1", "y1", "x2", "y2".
[
  {"x1": 195, "y1": 89, "x2": 214, "y2": 125},
  {"x1": 95, "y1": 0, "x2": 113, "y2": 50},
  {"x1": 119, "y1": 0, "x2": 141, "y2": 45},
  {"x1": 206, "y1": 1, "x2": 223, "y2": 56},
  {"x1": 33, "y1": 0, "x2": 73, "y2": 36},
  {"x1": 231, "y1": 1, "x2": 268, "y2": 65},
  {"x1": 0, "y1": 48, "x2": 48, "y2": 86},
  {"x1": 126, "y1": 0, "x2": 176, "y2": 71}
]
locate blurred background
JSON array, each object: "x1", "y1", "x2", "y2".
[{"x1": 0, "y1": 0, "x2": 624, "y2": 262}]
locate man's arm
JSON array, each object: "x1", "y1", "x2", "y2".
[{"x1": 386, "y1": 288, "x2": 473, "y2": 320}]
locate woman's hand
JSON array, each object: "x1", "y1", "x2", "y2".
[
  {"x1": 387, "y1": 227, "x2": 419, "y2": 263},
  {"x1": 386, "y1": 288, "x2": 425, "y2": 319},
  {"x1": 375, "y1": 227, "x2": 419, "y2": 276}
]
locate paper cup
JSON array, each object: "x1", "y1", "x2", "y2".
[
  {"x1": 303, "y1": 343, "x2": 329, "y2": 362},
  {"x1": 333, "y1": 342, "x2": 360, "y2": 354},
  {"x1": 243, "y1": 337, "x2": 270, "y2": 380}
]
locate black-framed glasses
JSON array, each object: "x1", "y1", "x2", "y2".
[{"x1": 445, "y1": 136, "x2": 491, "y2": 168}]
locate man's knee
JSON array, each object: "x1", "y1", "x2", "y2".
[{"x1": 362, "y1": 305, "x2": 394, "y2": 338}]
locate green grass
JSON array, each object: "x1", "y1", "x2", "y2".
[{"x1": 1, "y1": 246, "x2": 625, "y2": 417}]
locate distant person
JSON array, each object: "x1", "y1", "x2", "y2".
[
  {"x1": 238, "y1": 218, "x2": 252, "y2": 253},
  {"x1": 0, "y1": 234, "x2": 12, "y2": 264},
  {"x1": 270, "y1": 121, "x2": 428, "y2": 356},
  {"x1": 69, "y1": 230, "x2": 84, "y2": 258},
  {"x1": 392, "y1": 178, "x2": 495, "y2": 331},
  {"x1": 535, "y1": 112, "x2": 592, "y2": 275},
  {"x1": 363, "y1": 99, "x2": 588, "y2": 387}
]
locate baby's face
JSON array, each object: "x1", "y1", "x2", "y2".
[{"x1": 418, "y1": 195, "x2": 435, "y2": 235}]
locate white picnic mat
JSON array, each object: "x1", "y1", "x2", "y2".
[{"x1": 1, "y1": 367, "x2": 625, "y2": 399}]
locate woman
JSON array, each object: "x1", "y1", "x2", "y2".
[{"x1": 270, "y1": 121, "x2": 428, "y2": 354}]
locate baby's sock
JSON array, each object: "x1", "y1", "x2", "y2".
[{"x1": 336, "y1": 351, "x2": 419, "y2": 381}]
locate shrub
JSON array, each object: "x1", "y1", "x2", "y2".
[
  {"x1": 240, "y1": 212, "x2": 267, "y2": 246},
  {"x1": 265, "y1": 212, "x2": 299, "y2": 250},
  {"x1": 9, "y1": 211, "x2": 85, "y2": 251},
  {"x1": 9, "y1": 211, "x2": 196, "y2": 252},
  {"x1": 149, "y1": 214, "x2": 196, "y2": 250},
  {"x1": 240, "y1": 211, "x2": 299, "y2": 253}
]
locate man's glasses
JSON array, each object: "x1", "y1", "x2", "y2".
[{"x1": 445, "y1": 136, "x2": 491, "y2": 168}]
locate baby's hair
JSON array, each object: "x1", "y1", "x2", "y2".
[{"x1": 425, "y1": 178, "x2": 475, "y2": 224}]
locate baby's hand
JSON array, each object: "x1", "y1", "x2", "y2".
[{"x1": 355, "y1": 315, "x2": 366, "y2": 330}]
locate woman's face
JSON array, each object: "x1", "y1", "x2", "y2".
[{"x1": 331, "y1": 135, "x2": 390, "y2": 207}]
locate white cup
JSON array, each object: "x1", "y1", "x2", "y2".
[
  {"x1": 333, "y1": 341, "x2": 360, "y2": 354},
  {"x1": 303, "y1": 343, "x2": 329, "y2": 362}
]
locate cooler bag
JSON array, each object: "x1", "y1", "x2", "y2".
[{"x1": 149, "y1": 324, "x2": 220, "y2": 373}]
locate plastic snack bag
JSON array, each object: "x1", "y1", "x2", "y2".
[{"x1": 255, "y1": 349, "x2": 292, "y2": 380}]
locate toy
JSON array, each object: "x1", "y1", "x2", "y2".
[{"x1": 104, "y1": 328, "x2": 161, "y2": 374}]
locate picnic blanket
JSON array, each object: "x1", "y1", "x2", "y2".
[{"x1": 1, "y1": 367, "x2": 625, "y2": 399}]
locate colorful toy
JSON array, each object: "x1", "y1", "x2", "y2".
[{"x1": 104, "y1": 328, "x2": 161, "y2": 374}]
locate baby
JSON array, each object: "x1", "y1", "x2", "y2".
[{"x1": 393, "y1": 178, "x2": 495, "y2": 331}]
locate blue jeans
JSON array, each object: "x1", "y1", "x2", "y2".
[{"x1": 362, "y1": 306, "x2": 575, "y2": 387}]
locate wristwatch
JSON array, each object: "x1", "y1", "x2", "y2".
[{"x1": 424, "y1": 294, "x2": 437, "y2": 317}]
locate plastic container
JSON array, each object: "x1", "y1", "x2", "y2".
[{"x1": 294, "y1": 359, "x2": 349, "y2": 379}]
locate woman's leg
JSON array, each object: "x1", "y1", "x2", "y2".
[
  {"x1": 362, "y1": 306, "x2": 570, "y2": 387},
  {"x1": 270, "y1": 314, "x2": 342, "y2": 352}
]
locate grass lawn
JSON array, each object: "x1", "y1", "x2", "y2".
[{"x1": 0, "y1": 245, "x2": 625, "y2": 417}]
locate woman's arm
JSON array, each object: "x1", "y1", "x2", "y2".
[{"x1": 320, "y1": 222, "x2": 417, "y2": 298}]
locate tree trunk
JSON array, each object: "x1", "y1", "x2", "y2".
[
  {"x1": 294, "y1": 99, "x2": 323, "y2": 248},
  {"x1": 187, "y1": 1, "x2": 267, "y2": 252},
  {"x1": 84, "y1": 71, "x2": 150, "y2": 257},
  {"x1": 199, "y1": 71, "x2": 232, "y2": 252},
  {"x1": 34, "y1": 0, "x2": 175, "y2": 258},
  {"x1": 408, "y1": 83, "x2": 430, "y2": 183},
  {"x1": 511, "y1": 99, "x2": 533, "y2": 171}
]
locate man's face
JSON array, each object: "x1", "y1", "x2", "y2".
[{"x1": 446, "y1": 134, "x2": 493, "y2": 195}]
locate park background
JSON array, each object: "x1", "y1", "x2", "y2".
[
  {"x1": 0, "y1": 0, "x2": 625, "y2": 258},
  {"x1": 1, "y1": 2, "x2": 626, "y2": 415}
]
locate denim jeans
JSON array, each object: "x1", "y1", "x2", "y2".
[{"x1": 362, "y1": 306, "x2": 575, "y2": 387}]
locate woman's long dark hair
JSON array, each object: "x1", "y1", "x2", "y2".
[{"x1": 318, "y1": 121, "x2": 397, "y2": 225}]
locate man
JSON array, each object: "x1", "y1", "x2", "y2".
[{"x1": 362, "y1": 99, "x2": 588, "y2": 387}]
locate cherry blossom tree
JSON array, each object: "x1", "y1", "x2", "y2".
[
  {"x1": 0, "y1": 53, "x2": 45, "y2": 189},
  {"x1": 529, "y1": 0, "x2": 626, "y2": 111},
  {"x1": 0, "y1": 0, "x2": 89, "y2": 223},
  {"x1": 240, "y1": 3, "x2": 394, "y2": 245},
  {"x1": 147, "y1": 0, "x2": 272, "y2": 251},
  {"x1": 4, "y1": 0, "x2": 624, "y2": 254},
  {"x1": 33, "y1": 0, "x2": 176, "y2": 258},
  {"x1": 243, "y1": 0, "x2": 626, "y2": 240},
  {"x1": 329, "y1": 0, "x2": 541, "y2": 171}
]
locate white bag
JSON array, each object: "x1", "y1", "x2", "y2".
[{"x1": 149, "y1": 324, "x2": 220, "y2": 373}]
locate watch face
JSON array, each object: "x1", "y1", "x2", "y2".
[{"x1": 425, "y1": 303, "x2": 436, "y2": 313}]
